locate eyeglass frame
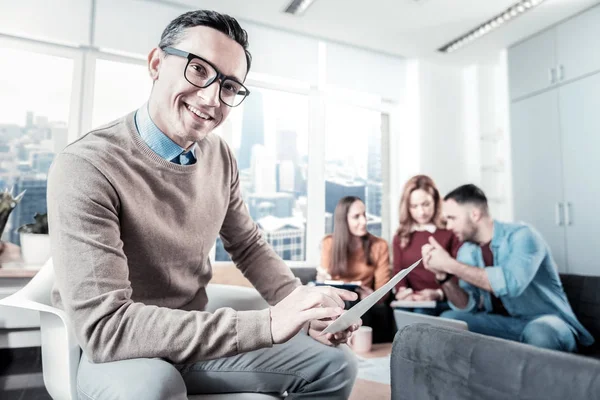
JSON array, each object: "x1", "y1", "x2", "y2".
[{"x1": 161, "y1": 46, "x2": 251, "y2": 107}]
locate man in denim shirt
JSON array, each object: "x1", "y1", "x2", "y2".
[{"x1": 422, "y1": 184, "x2": 594, "y2": 352}]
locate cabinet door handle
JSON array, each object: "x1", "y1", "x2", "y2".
[
  {"x1": 565, "y1": 202, "x2": 573, "y2": 226},
  {"x1": 556, "y1": 202, "x2": 564, "y2": 226},
  {"x1": 558, "y1": 65, "x2": 565, "y2": 81},
  {"x1": 549, "y1": 68, "x2": 556, "y2": 84}
]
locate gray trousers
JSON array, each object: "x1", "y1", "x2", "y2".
[{"x1": 76, "y1": 333, "x2": 358, "y2": 400}]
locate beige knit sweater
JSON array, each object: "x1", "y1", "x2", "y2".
[{"x1": 47, "y1": 112, "x2": 299, "y2": 364}]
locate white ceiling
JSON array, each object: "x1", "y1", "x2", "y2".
[{"x1": 161, "y1": 0, "x2": 600, "y2": 64}]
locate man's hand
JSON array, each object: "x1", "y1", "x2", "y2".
[
  {"x1": 411, "y1": 288, "x2": 443, "y2": 301},
  {"x1": 270, "y1": 286, "x2": 358, "y2": 344},
  {"x1": 307, "y1": 319, "x2": 361, "y2": 346},
  {"x1": 422, "y1": 237, "x2": 454, "y2": 274}
]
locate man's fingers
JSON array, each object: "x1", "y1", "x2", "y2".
[
  {"x1": 299, "y1": 289, "x2": 345, "y2": 310},
  {"x1": 429, "y1": 236, "x2": 443, "y2": 249},
  {"x1": 328, "y1": 287, "x2": 359, "y2": 302},
  {"x1": 301, "y1": 306, "x2": 343, "y2": 323}
]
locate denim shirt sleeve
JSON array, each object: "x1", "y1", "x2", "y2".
[
  {"x1": 448, "y1": 244, "x2": 480, "y2": 313},
  {"x1": 485, "y1": 226, "x2": 546, "y2": 298}
]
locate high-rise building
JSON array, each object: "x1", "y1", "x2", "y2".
[
  {"x1": 9, "y1": 176, "x2": 47, "y2": 245},
  {"x1": 251, "y1": 144, "x2": 276, "y2": 193},
  {"x1": 51, "y1": 123, "x2": 69, "y2": 153},
  {"x1": 276, "y1": 160, "x2": 296, "y2": 193},
  {"x1": 0, "y1": 124, "x2": 21, "y2": 141},
  {"x1": 247, "y1": 192, "x2": 294, "y2": 220},
  {"x1": 367, "y1": 180, "x2": 383, "y2": 217},
  {"x1": 26, "y1": 111, "x2": 34, "y2": 128},
  {"x1": 367, "y1": 127, "x2": 382, "y2": 182},
  {"x1": 238, "y1": 91, "x2": 264, "y2": 170},
  {"x1": 31, "y1": 151, "x2": 55, "y2": 175},
  {"x1": 257, "y1": 215, "x2": 305, "y2": 261},
  {"x1": 325, "y1": 178, "x2": 366, "y2": 214}
]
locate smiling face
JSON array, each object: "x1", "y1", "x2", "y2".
[
  {"x1": 347, "y1": 200, "x2": 368, "y2": 237},
  {"x1": 147, "y1": 25, "x2": 248, "y2": 148}
]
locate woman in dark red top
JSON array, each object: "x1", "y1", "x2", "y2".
[{"x1": 393, "y1": 175, "x2": 461, "y2": 316}]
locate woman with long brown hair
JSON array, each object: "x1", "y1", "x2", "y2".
[
  {"x1": 320, "y1": 196, "x2": 394, "y2": 343},
  {"x1": 393, "y1": 175, "x2": 460, "y2": 316}
]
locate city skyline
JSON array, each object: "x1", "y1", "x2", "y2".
[{"x1": 2, "y1": 94, "x2": 384, "y2": 261}]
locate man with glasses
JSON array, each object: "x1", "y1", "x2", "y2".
[{"x1": 48, "y1": 10, "x2": 358, "y2": 399}]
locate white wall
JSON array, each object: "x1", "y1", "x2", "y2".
[
  {"x1": 463, "y1": 52, "x2": 513, "y2": 221},
  {"x1": 389, "y1": 59, "x2": 469, "y2": 228},
  {"x1": 418, "y1": 61, "x2": 468, "y2": 196},
  {"x1": 389, "y1": 54, "x2": 513, "y2": 228}
]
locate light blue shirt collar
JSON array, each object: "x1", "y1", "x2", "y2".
[{"x1": 134, "y1": 103, "x2": 197, "y2": 163}]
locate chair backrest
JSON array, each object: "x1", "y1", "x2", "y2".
[
  {"x1": 12, "y1": 258, "x2": 55, "y2": 306},
  {"x1": 0, "y1": 258, "x2": 81, "y2": 400}
]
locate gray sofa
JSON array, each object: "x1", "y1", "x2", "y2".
[{"x1": 391, "y1": 273, "x2": 600, "y2": 400}]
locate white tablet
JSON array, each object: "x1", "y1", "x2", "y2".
[{"x1": 321, "y1": 258, "x2": 421, "y2": 335}]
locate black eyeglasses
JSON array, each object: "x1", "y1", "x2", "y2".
[{"x1": 162, "y1": 47, "x2": 250, "y2": 107}]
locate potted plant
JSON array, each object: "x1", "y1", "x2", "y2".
[
  {"x1": 18, "y1": 212, "x2": 51, "y2": 265},
  {"x1": 0, "y1": 188, "x2": 26, "y2": 261}
]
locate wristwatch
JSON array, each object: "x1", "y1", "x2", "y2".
[{"x1": 435, "y1": 273, "x2": 454, "y2": 286}]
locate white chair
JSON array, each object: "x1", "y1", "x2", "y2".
[{"x1": 0, "y1": 258, "x2": 281, "y2": 400}]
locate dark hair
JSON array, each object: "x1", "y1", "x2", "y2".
[
  {"x1": 330, "y1": 196, "x2": 374, "y2": 277},
  {"x1": 396, "y1": 175, "x2": 446, "y2": 249},
  {"x1": 158, "y1": 10, "x2": 252, "y2": 72},
  {"x1": 444, "y1": 184, "x2": 489, "y2": 214}
]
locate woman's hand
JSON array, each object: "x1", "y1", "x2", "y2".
[
  {"x1": 395, "y1": 287, "x2": 414, "y2": 300},
  {"x1": 356, "y1": 285, "x2": 374, "y2": 300},
  {"x1": 411, "y1": 288, "x2": 443, "y2": 301},
  {"x1": 316, "y1": 266, "x2": 332, "y2": 282}
]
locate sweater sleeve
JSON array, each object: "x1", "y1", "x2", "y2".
[
  {"x1": 48, "y1": 153, "x2": 273, "y2": 364},
  {"x1": 373, "y1": 240, "x2": 392, "y2": 290},
  {"x1": 218, "y1": 150, "x2": 300, "y2": 305}
]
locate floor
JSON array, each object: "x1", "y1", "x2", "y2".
[
  {"x1": 349, "y1": 343, "x2": 392, "y2": 400},
  {"x1": 1, "y1": 344, "x2": 392, "y2": 400},
  {"x1": 0, "y1": 347, "x2": 51, "y2": 399}
]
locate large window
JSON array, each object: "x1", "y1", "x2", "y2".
[
  {"x1": 324, "y1": 102, "x2": 384, "y2": 238},
  {"x1": 215, "y1": 87, "x2": 309, "y2": 262},
  {"x1": 0, "y1": 46, "x2": 74, "y2": 245},
  {"x1": 91, "y1": 59, "x2": 151, "y2": 129}
]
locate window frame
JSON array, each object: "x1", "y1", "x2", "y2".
[{"x1": 0, "y1": 33, "x2": 394, "y2": 269}]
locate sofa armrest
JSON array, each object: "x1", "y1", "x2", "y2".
[{"x1": 391, "y1": 323, "x2": 600, "y2": 400}]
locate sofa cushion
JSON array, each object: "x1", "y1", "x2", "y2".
[
  {"x1": 391, "y1": 324, "x2": 600, "y2": 400},
  {"x1": 560, "y1": 274, "x2": 600, "y2": 357}
]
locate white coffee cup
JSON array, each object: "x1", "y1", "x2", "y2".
[{"x1": 348, "y1": 326, "x2": 372, "y2": 353}]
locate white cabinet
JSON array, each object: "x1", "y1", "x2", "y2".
[
  {"x1": 509, "y1": 3, "x2": 600, "y2": 275},
  {"x1": 556, "y1": 5, "x2": 600, "y2": 84},
  {"x1": 558, "y1": 73, "x2": 600, "y2": 276},
  {"x1": 510, "y1": 71, "x2": 600, "y2": 276},
  {"x1": 508, "y1": 29, "x2": 556, "y2": 101},
  {"x1": 509, "y1": 4, "x2": 600, "y2": 101},
  {"x1": 510, "y1": 90, "x2": 567, "y2": 271}
]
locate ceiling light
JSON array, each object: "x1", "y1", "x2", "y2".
[
  {"x1": 283, "y1": 0, "x2": 317, "y2": 16},
  {"x1": 438, "y1": 0, "x2": 546, "y2": 53}
]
